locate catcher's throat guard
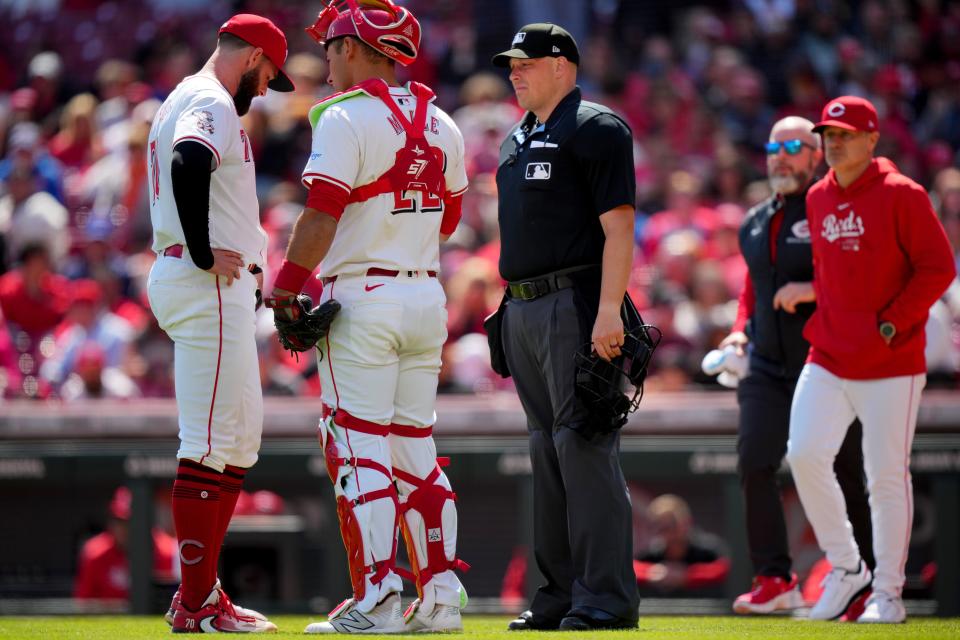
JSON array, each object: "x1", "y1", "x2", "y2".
[
  {"x1": 306, "y1": 0, "x2": 421, "y2": 66},
  {"x1": 574, "y1": 295, "x2": 661, "y2": 429}
]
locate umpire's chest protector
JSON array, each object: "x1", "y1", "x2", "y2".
[{"x1": 496, "y1": 90, "x2": 611, "y2": 282}]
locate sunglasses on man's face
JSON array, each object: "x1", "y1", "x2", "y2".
[{"x1": 764, "y1": 139, "x2": 814, "y2": 155}]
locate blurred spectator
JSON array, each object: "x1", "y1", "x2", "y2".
[
  {"x1": 25, "y1": 51, "x2": 65, "y2": 123},
  {"x1": 48, "y1": 92, "x2": 101, "y2": 171},
  {"x1": 452, "y1": 72, "x2": 520, "y2": 177},
  {"x1": 63, "y1": 216, "x2": 142, "y2": 325},
  {"x1": 640, "y1": 171, "x2": 718, "y2": 259},
  {"x1": 0, "y1": 163, "x2": 69, "y2": 269},
  {"x1": 0, "y1": 121, "x2": 65, "y2": 203},
  {"x1": 78, "y1": 119, "x2": 153, "y2": 251},
  {"x1": 445, "y1": 255, "x2": 501, "y2": 342},
  {"x1": 74, "y1": 486, "x2": 178, "y2": 601},
  {"x1": 39, "y1": 278, "x2": 136, "y2": 391},
  {"x1": 58, "y1": 341, "x2": 140, "y2": 401},
  {"x1": 633, "y1": 494, "x2": 730, "y2": 593},
  {"x1": 0, "y1": 242, "x2": 68, "y2": 340}
]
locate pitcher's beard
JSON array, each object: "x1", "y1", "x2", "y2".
[{"x1": 233, "y1": 69, "x2": 259, "y2": 116}]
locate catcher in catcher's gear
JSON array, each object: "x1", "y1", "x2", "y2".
[
  {"x1": 267, "y1": 0, "x2": 471, "y2": 633},
  {"x1": 266, "y1": 293, "x2": 341, "y2": 353}
]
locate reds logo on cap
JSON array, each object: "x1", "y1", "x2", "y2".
[
  {"x1": 813, "y1": 95, "x2": 879, "y2": 134},
  {"x1": 827, "y1": 102, "x2": 846, "y2": 117}
]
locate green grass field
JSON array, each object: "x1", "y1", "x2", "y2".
[{"x1": 1, "y1": 615, "x2": 959, "y2": 639}]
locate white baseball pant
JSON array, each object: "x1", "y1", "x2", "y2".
[
  {"x1": 147, "y1": 254, "x2": 263, "y2": 472},
  {"x1": 786, "y1": 363, "x2": 924, "y2": 596},
  {"x1": 317, "y1": 271, "x2": 463, "y2": 613}
]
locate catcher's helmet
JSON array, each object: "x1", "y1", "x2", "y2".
[
  {"x1": 306, "y1": 0, "x2": 421, "y2": 66},
  {"x1": 574, "y1": 323, "x2": 660, "y2": 428}
]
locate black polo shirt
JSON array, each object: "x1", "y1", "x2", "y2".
[{"x1": 496, "y1": 87, "x2": 635, "y2": 282}]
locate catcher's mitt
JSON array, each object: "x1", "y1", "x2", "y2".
[{"x1": 266, "y1": 294, "x2": 341, "y2": 353}]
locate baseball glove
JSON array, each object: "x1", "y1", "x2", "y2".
[{"x1": 266, "y1": 294, "x2": 341, "y2": 353}]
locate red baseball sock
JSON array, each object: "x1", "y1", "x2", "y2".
[
  {"x1": 172, "y1": 459, "x2": 222, "y2": 611},
  {"x1": 209, "y1": 464, "x2": 248, "y2": 586}
]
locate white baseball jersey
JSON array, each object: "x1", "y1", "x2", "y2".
[
  {"x1": 301, "y1": 83, "x2": 468, "y2": 276},
  {"x1": 148, "y1": 74, "x2": 267, "y2": 267}
]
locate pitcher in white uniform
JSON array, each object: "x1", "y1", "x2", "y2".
[
  {"x1": 146, "y1": 13, "x2": 293, "y2": 634},
  {"x1": 267, "y1": 0, "x2": 468, "y2": 634}
]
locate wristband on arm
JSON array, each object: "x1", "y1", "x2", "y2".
[{"x1": 273, "y1": 259, "x2": 313, "y2": 294}]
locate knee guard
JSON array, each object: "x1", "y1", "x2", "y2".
[
  {"x1": 393, "y1": 457, "x2": 469, "y2": 598},
  {"x1": 320, "y1": 406, "x2": 401, "y2": 605}
]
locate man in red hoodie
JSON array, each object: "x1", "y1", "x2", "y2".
[{"x1": 784, "y1": 96, "x2": 956, "y2": 624}]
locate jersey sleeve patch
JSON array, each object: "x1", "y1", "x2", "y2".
[{"x1": 172, "y1": 91, "x2": 234, "y2": 170}]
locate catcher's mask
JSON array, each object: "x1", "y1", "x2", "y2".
[
  {"x1": 306, "y1": 0, "x2": 421, "y2": 66},
  {"x1": 574, "y1": 324, "x2": 661, "y2": 424}
]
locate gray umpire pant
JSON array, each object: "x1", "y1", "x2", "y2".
[{"x1": 502, "y1": 287, "x2": 639, "y2": 621}]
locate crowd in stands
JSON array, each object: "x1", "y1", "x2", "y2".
[{"x1": 1, "y1": 0, "x2": 959, "y2": 400}]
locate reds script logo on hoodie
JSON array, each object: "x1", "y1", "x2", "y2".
[{"x1": 821, "y1": 208, "x2": 865, "y2": 250}]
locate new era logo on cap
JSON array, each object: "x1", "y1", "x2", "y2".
[
  {"x1": 512, "y1": 32, "x2": 526, "y2": 45},
  {"x1": 813, "y1": 95, "x2": 878, "y2": 133}
]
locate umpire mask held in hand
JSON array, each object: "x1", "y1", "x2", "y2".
[{"x1": 574, "y1": 296, "x2": 661, "y2": 431}]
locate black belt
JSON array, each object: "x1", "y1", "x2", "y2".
[{"x1": 507, "y1": 273, "x2": 576, "y2": 301}]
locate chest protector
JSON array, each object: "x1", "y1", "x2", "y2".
[{"x1": 347, "y1": 79, "x2": 446, "y2": 205}]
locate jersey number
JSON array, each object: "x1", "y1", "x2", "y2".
[{"x1": 392, "y1": 190, "x2": 443, "y2": 215}]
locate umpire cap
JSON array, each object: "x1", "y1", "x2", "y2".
[{"x1": 492, "y1": 23, "x2": 580, "y2": 67}]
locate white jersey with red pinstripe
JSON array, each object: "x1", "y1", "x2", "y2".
[
  {"x1": 301, "y1": 82, "x2": 468, "y2": 277},
  {"x1": 148, "y1": 73, "x2": 267, "y2": 268}
]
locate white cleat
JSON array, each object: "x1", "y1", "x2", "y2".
[
  {"x1": 403, "y1": 598, "x2": 463, "y2": 633},
  {"x1": 857, "y1": 591, "x2": 906, "y2": 624},
  {"x1": 305, "y1": 593, "x2": 405, "y2": 634},
  {"x1": 809, "y1": 560, "x2": 872, "y2": 621}
]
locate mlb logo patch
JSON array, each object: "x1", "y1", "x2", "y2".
[
  {"x1": 428, "y1": 528, "x2": 442, "y2": 542},
  {"x1": 525, "y1": 162, "x2": 551, "y2": 180}
]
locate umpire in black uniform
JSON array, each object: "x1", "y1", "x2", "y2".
[
  {"x1": 491, "y1": 24, "x2": 639, "y2": 631},
  {"x1": 723, "y1": 116, "x2": 874, "y2": 615}
]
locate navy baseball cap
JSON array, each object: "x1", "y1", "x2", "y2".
[{"x1": 492, "y1": 23, "x2": 580, "y2": 67}]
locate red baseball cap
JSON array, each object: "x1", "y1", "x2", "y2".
[
  {"x1": 813, "y1": 95, "x2": 879, "y2": 134},
  {"x1": 219, "y1": 14, "x2": 295, "y2": 92}
]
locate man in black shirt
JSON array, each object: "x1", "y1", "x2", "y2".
[
  {"x1": 720, "y1": 116, "x2": 874, "y2": 617},
  {"x1": 491, "y1": 23, "x2": 638, "y2": 632}
]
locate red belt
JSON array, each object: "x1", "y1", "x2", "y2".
[
  {"x1": 162, "y1": 244, "x2": 261, "y2": 273},
  {"x1": 322, "y1": 267, "x2": 438, "y2": 285}
]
